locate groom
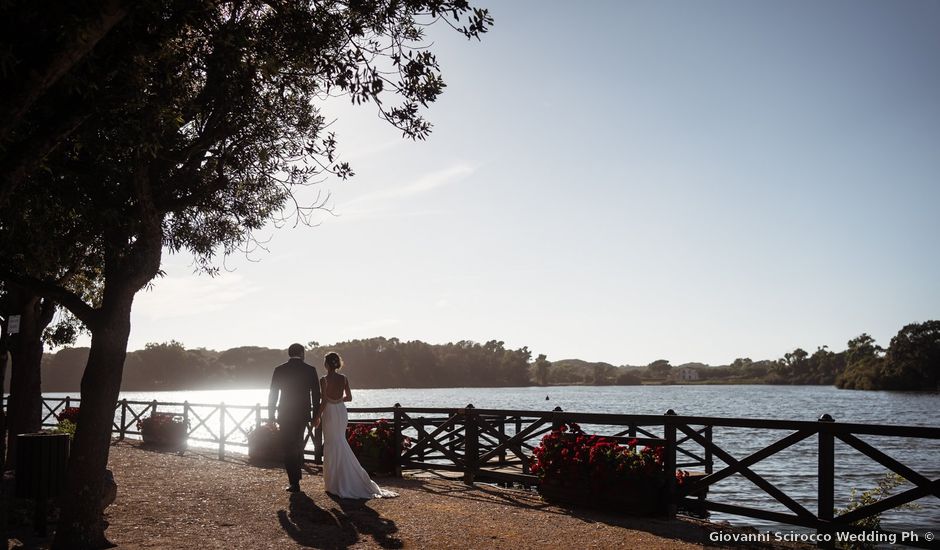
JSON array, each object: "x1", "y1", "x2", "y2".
[{"x1": 268, "y1": 343, "x2": 321, "y2": 492}]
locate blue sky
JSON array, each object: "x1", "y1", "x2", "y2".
[{"x1": 78, "y1": 0, "x2": 940, "y2": 366}]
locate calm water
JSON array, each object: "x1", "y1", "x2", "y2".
[{"x1": 49, "y1": 385, "x2": 940, "y2": 534}]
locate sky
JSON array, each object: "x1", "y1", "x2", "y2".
[{"x1": 71, "y1": 0, "x2": 940, "y2": 366}]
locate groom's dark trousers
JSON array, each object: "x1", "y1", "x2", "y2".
[{"x1": 268, "y1": 357, "x2": 320, "y2": 487}]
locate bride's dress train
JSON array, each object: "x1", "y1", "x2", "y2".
[{"x1": 321, "y1": 398, "x2": 398, "y2": 499}]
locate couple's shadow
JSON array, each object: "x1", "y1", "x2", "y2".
[{"x1": 277, "y1": 491, "x2": 402, "y2": 549}]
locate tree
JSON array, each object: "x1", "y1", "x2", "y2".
[
  {"x1": 0, "y1": 0, "x2": 132, "y2": 205},
  {"x1": 845, "y1": 333, "x2": 883, "y2": 366},
  {"x1": 534, "y1": 353, "x2": 550, "y2": 386},
  {"x1": 645, "y1": 359, "x2": 672, "y2": 379},
  {"x1": 0, "y1": 2, "x2": 492, "y2": 547},
  {"x1": 615, "y1": 370, "x2": 642, "y2": 385},
  {"x1": 837, "y1": 333, "x2": 887, "y2": 390},
  {"x1": 881, "y1": 321, "x2": 940, "y2": 390},
  {"x1": 592, "y1": 362, "x2": 612, "y2": 385},
  {"x1": 1, "y1": 279, "x2": 89, "y2": 466}
]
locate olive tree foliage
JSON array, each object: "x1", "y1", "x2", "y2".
[
  {"x1": 0, "y1": 0, "x2": 131, "y2": 205},
  {"x1": 0, "y1": 2, "x2": 492, "y2": 548}
]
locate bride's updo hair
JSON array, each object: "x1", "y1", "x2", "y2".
[{"x1": 324, "y1": 352, "x2": 343, "y2": 371}]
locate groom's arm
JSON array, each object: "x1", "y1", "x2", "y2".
[{"x1": 267, "y1": 370, "x2": 280, "y2": 423}]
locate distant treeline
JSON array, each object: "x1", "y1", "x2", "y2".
[
  {"x1": 40, "y1": 337, "x2": 533, "y2": 391},
  {"x1": 546, "y1": 321, "x2": 939, "y2": 392},
  {"x1": 37, "y1": 321, "x2": 938, "y2": 392}
]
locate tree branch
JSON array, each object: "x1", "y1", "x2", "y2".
[
  {"x1": 0, "y1": 0, "x2": 128, "y2": 144},
  {"x1": 0, "y1": 271, "x2": 99, "y2": 329},
  {"x1": 0, "y1": 106, "x2": 91, "y2": 208}
]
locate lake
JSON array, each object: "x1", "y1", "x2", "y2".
[{"x1": 48, "y1": 385, "x2": 940, "y2": 535}]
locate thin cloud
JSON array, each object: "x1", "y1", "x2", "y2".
[
  {"x1": 136, "y1": 274, "x2": 259, "y2": 320},
  {"x1": 347, "y1": 162, "x2": 476, "y2": 207}
]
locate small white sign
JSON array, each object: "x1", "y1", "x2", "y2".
[{"x1": 7, "y1": 315, "x2": 20, "y2": 335}]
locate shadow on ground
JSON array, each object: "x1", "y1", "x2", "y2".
[
  {"x1": 412, "y1": 479, "x2": 724, "y2": 547},
  {"x1": 277, "y1": 491, "x2": 402, "y2": 549}
]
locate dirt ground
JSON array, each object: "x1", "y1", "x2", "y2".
[{"x1": 7, "y1": 440, "x2": 807, "y2": 549}]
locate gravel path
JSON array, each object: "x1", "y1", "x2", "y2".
[{"x1": 10, "y1": 441, "x2": 806, "y2": 549}]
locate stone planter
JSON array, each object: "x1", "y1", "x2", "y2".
[
  {"x1": 537, "y1": 475, "x2": 668, "y2": 516},
  {"x1": 247, "y1": 424, "x2": 283, "y2": 464},
  {"x1": 355, "y1": 452, "x2": 395, "y2": 475},
  {"x1": 139, "y1": 413, "x2": 188, "y2": 450}
]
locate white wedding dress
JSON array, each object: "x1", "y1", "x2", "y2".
[{"x1": 321, "y1": 396, "x2": 398, "y2": 499}]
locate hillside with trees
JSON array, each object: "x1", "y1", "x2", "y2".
[
  {"x1": 35, "y1": 320, "x2": 939, "y2": 393},
  {"x1": 40, "y1": 337, "x2": 532, "y2": 391}
]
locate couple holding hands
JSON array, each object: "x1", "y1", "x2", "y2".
[{"x1": 268, "y1": 344, "x2": 397, "y2": 499}]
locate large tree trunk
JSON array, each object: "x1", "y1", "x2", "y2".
[
  {"x1": 4, "y1": 290, "x2": 53, "y2": 468},
  {"x1": 52, "y1": 230, "x2": 161, "y2": 549},
  {"x1": 51, "y1": 294, "x2": 133, "y2": 549}
]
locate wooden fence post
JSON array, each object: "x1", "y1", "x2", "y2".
[
  {"x1": 704, "y1": 425, "x2": 713, "y2": 474},
  {"x1": 551, "y1": 406, "x2": 563, "y2": 430},
  {"x1": 151, "y1": 399, "x2": 158, "y2": 415},
  {"x1": 464, "y1": 404, "x2": 478, "y2": 485},
  {"x1": 497, "y1": 417, "x2": 507, "y2": 464},
  {"x1": 254, "y1": 403, "x2": 261, "y2": 429},
  {"x1": 64, "y1": 396, "x2": 71, "y2": 411},
  {"x1": 219, "y1": 402, "x2": 226, "y2": 460},
  {"x1": 393, "y1": 403, "x2": 403, "y2": 477},
  {"x1": 183, "y1": 401, "x2": 190, "y2": 436},
  {"x1": 119, "y1": 399, "x2": 127, "y2": 440},
  {"x1": 664, "y1": 409, "x2": 678, "y2": 519},
  {"x1": 818, "y1": 413, "x2": 835, "y2": 546}
]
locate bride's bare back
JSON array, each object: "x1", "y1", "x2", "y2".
[{"x1": 321, "y1": 371, "x2": 351, "y2": 402}]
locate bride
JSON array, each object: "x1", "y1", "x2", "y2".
[{"x1": 316, "y1": 352, "x2": 398, "y2": 499}]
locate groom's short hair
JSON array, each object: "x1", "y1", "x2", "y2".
[{"x1": 287, "y1": 343, "x2": 305, "y2": 358}]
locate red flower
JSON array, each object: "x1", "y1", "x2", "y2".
[{"x1": 56, "y1": 407, "x2": 80, "y2": 423}]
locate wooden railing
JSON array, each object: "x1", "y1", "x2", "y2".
[
  {"x1": 40, "y1": 396, "x2": 322, "y2": 460},
  {"x1": 37, "y1": 397, "x2": 939, "y2": 548}
]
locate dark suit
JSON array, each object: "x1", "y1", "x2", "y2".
[{"x1": 268, "y1": 357, "x2": 321, "y2": 486}]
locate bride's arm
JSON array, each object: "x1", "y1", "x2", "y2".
[
  {"x1": 315, "y1": 377, "x2": 327, "y2": 423},
  {"x1": 343, "y1": 375, "x2": 352, "y2": 402}
]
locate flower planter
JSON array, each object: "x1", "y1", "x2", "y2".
[
  {"x1": 537, "y1": 476, "x2": 668, "y2": 516},
  {"x1": 139, "y1": 413, "x2": 188, "y2": 450},
  {"x1": 355, "y1": 452, "x2": 395, "y2": 475},
  {"x1": 247, "y1": 423, "x2": 283, "y2": 464},
  {"x1": 347, "y1": 419, "x2": 409, "y2": 475},
  {"x1": 531, "y1": 423, "x2": 672, "y2": 516}
]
